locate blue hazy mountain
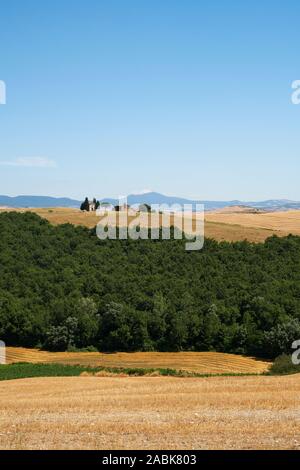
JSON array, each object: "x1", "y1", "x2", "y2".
[
  {"x1": 100, "y1": 192, "x2": 300, "y2": 211},
  {"x1": 0, "y1": 195, "x2": 81, "y2": 208},
  {"x1": 1, "y1": 192, "x2": 300, "y2": 211}
]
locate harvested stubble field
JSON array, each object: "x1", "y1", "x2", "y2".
[
  {"x1": 6, "y1": 348, "x2": 270, "y2": 375},
  {"x1": 0, "y1": 207, "x2": 293, "y2": 242},
  {"x1": 205, "y1": 209, "x2": 300, "y2": 236},
  {"x1": 0, "y1": 374, "x2": 299, "y2": 449}
]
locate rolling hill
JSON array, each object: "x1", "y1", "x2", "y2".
[
  {"x1": 0, "y1": 195, "x2": 80, "y2": 208},
  {"x1": 2, "y1": 192, "x2": 300, "y2": 211}
]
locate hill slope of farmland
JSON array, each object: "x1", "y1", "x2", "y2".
[
  {"x1": 1, "y1": 211, "x2": 300, "y2": 358},
  {"x1": 6, "y1": 348, "x2": 270, "y2": 375},
  {"x1": 206, "y1": 209, "x2": 300, "y2": 235},
  {"x1": 0, "y1": 206, "x2": 291, "y2": 242}
]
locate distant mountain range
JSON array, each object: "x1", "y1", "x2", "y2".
[
  {"x1": 0, "y1": 195, "x2": 80, "y2": 208},
  {"x1": 1, "y1": 192, "x2": 300, "y2": 211},
  {"x1": 100, "y1": 192, "x2": 300, "y2": 211}
]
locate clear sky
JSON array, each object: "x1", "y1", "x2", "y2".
[{"x1": 0, "y1": 0, "x2": 300, "y2": 201}]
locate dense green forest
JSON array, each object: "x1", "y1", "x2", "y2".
[{"x1": 1, "y1": 212, "x2": 300, "y2": 358}]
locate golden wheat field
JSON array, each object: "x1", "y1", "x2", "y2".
[
  {"x1": 205, "y1": 209, "x2": 300, "y2": 236},
  {"x1": 0, "y1": 206, "x2": 294, "y2": 242},
  {"x1": 0, "y1": 374, "x2": 299, "y2": 450},
  {"x1": 6, "y1": 348, "x2": 270, "y2": 375}
]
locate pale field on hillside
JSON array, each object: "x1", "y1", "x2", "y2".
[
  {"x1": 205, "y1": 209, "x2": 300, "y2": 235},
  {"x1": 6, "y1": 348, "x2": 270, "y2": 374},
  {"x1": 0, "y1": 375, "x2": 299, "y2": 450},
  {"x1": 0, "y1": 206, "x2": 294, "y2": 242}
]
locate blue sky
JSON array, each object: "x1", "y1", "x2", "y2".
[{"x1": 0, "y1": 0, "x2": 300, "y2": 201}]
